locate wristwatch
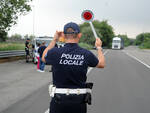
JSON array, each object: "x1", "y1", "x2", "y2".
[{"x1": 97, "y1": 46, "x2": 102, "y2": 50}]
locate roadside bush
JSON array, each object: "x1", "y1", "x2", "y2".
[
  {"x1": 135, "y1": 33, "x2": 150, "y2": 45},
  {"x1": 139, "y1": 37, "x2": 150, "y2": 49},
  {"x1": 79, "y1": 43, "x2": 93, "y2": 50},
  {"x1": 0, "y1": 42, "x2": 25, "y2": 51}
]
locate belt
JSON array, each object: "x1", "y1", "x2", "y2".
[{"x1": 49, "y1": 85, "x2": 92, "y2": 97}]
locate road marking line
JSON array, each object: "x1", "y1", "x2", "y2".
[
  {"x1": 44, "y1": 50, "x2": 109, "y2": 113},
  {"x1": 123, "y1": 51, "x2": 150, "y2": 69},
  {"x1": 45, "y1": 109, "x2": 49, "y2": 113},
  {"x1": 103, "y1": 49, "x2": 109, "y2": 56}
]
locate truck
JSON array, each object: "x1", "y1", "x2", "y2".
[{"x1": 112, "y1": 37, "x2": 124, "y2": 49}]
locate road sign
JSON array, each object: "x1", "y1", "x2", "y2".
[
  {"x1": 81, "y1": 10, "x2": 94, "y2": 22},
  {"x1": 81, "y1": 10, "x2": 98, "y2": 39}
]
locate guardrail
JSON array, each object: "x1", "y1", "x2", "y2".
[{"x1": 0, "y1": 50, "x2": 25, "y2": 58}]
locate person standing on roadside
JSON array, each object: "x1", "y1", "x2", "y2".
[
  {"x1": 36, "y1": 43, "x2": 41, "y2": 71},
  {"x1": 25, "y1": 38, "x2": 30, "y2": 63},
  {"x1": 42, "y1": 22, "x2": 105, "y2": 113},
  {"x1": 38, "y1": 41, "x2": 46, "y2": 72}
]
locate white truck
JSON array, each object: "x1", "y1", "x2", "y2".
[{"x1": 112, "y1": 37, "x2": 124, "y2": 49}]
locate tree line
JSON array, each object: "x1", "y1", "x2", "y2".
[
  {"x1": 8, "y1": 34, "x2": 35, "y2": 40},
  {"x1": 0, "y1": 0, "x2": 149, "y2": 49},
  {"x1": 79, "y1": 20, "x2": 131, "y2": 48},
  {"x1": 134, "y1": 33, "x2": 150, "y2": 49},
  {"x1": 79, "y1": 20, "x2": 150, "y2": 49}
]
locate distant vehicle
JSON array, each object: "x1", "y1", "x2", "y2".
[
  {"x1": 32, "y1": 37, "x2": 53, "y2": 64},
  {"x1": 112, "y1": 37, "x2": 124, "y2": 49}
]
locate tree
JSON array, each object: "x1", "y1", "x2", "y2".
[
  {"x1": 135, "y1": 33, "x2": 145, "y2": 45},
  {"x1": 24, "y1": 34, "x2": 29, "y2": 40},
  {"x1": 117, "y1": 34, "x2": 131, "y2": 46},
  {"x1": 10, "y1": 33, "x2": 22, "y2": 40},
  {"x1": 135, "y1": 33, "x2": 150, "y2": 46},
  {"x1": 135, "y1": 33, "x2": 150, "y2": 49},
  {"x1": 24, "y1": 34, "x2": 35, "y2": 40},
  {"x1": 141, "y1": 37, "x2": 150, "y2": 49},
  {"x1": 79, "y1": 20, "x2": 114, "y2": 48},
  {"x1": 0, "y1": 0, "x2": 32, "y2": 41},
  {"x1": 79, "y1": 26, "x2": 101, "y2": 45},
  {"x1": 130, "y1": 39, "x2": 136, "y2": 45},
  {"x1": 0, "y1": 30, "x2": 7, "y2": 41},
  {"x1": 29, "y1": 34, "x2": 35, "y2": 40}
]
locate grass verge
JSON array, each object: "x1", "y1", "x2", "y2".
[
  {"x1": 0, "y1": 42, "x2": 25, "y2": 51},
  {"x1": 0, "y1": 42, "x2": 94, "y2": 51}
]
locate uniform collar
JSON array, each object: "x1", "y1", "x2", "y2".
[{"x1": 64, "y1": 43, "x2": 78, "y2": 47}]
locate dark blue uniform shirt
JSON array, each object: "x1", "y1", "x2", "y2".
[
  {"x1": 45, "y1": 43, "x2": 98, "y2": 88},
  {"x1": 38, "y1": 45, "x2": 46, "y2": 58}
]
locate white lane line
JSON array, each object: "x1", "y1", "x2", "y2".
[
  {"x1": 45, "y1": 109, "x2": 49, "y2": 113},
  {"x1": 87, "y1": 67, "x2": 93, "y2": 74},
  {"x1": 123, "y1": 51, "x2": 150, "y2": 69},
  {"x1": 103, "y1": 49, "x2": 109, "y2": 56},
  {"x1": 44, "y1": 50, "x2": 109, "y2": 113}
]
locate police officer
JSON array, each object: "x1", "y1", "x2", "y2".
[
  {"x1": 42, "y1": 22, "x2": 105, "y2": 113},
  {"x1": 25, "y1": 38, "x2": 30, "y2": 63}
]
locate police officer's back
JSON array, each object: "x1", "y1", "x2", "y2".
[{"x1": 42, "y1": 22, "x2": 105, "y2": 113}]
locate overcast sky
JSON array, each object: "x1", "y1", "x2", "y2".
[{"x1": 8, "y1": 0, "x2": 150, "y2": 38}]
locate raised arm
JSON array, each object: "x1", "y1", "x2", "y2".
[{"x1": 95, "y1": 38, "x2": 105, "y2": 68}]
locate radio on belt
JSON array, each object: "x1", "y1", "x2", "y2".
[{"x1": 84, "y1": 82, "x2": 93, "y2": 105}]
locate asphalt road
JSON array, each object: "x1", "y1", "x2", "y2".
[
  {"x1": 1, "y1": 49, "x2": 150, "y2": 113},
  {"x1": 0, "y1": 60, "x2": 52, "y2": 112}
]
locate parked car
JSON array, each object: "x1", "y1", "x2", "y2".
[{"x1": 32, "y1": 36, "x2": 65, "y2": 64}]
